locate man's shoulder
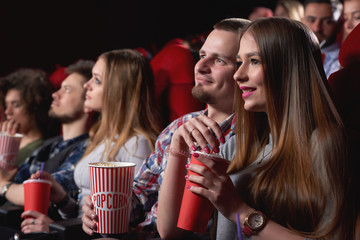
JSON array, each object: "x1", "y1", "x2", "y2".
[
  {"x1": 163, "y1": 110, "x2": 205, "y2": 131},
  {"x1": 42, "y1": 135, "x2": 63, "y2": 146},
  {"x1": 173, "y1": 110, "x2": 205, "y2": 124},
  {"x1": 322, "y1": 42, "x2": 340, "y2": 54}
]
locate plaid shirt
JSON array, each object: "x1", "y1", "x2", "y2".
[
  {"x1": 14, "y1": 134, "x2": 89, "y2": 198},
  {"x1": 132, "y1": 109, "x2": 235, "y2": 228}
]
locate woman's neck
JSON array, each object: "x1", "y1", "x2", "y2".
[{"x1": 19, "y1": 129, "x2": 42, "y2": 149}]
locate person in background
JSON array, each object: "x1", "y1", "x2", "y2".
[
  {"x1": 301, "y1": 0, "x2": 343, "y2": 78},
  {"x1": 0, "y1": 68, "x2": 60, "y2": 165},
  {"x1": 48, "y1": 64, "x2": 68, "y2": 90},
  {"x1": 0, "y1": 60, "x2": 95, "y2": 211},
  {"x1": 343, "y1": 0, "x2": 360, "y2": 40},
  {"x1": 157, "y1": 17, "x2": 355, "y2": 239},
  {"x1": 274, "y1": 0, "x2": 304, "y2": 21},
  {"x1": 150, "y1": 33, "x2": 207, "y2": 128},
  {"x1": 248, "y1": 6, "x2": 274, "y2": 21},
  {"x1": 81, "y1": 18, "x2": 250, "y2": 239},
  {"x1": 21, "y1": 49, "x2": 161, "y2": 236}
]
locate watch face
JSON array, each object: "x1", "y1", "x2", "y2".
[{"x1": 248, "y1": 212, "x2": 264, "y2": 229}]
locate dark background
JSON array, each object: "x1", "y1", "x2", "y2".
[{"x1": 0, "y1": 0, "x2": 281, "y2": 77}]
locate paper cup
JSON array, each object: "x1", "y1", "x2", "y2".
[
  {"x1": 89, "y1": 162, "x2": 136, "y2": 234},
  {"x1": 0, "y1": 133, "x2": 22, "y2": 169},
  {"x1": 177, "y1": 151, "x2": 221, "y2": 233},
  {"x1": 23, "y1": 179, "x2": 51, "y2": 215}
]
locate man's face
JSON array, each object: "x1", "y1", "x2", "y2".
[
  {"x1": 302, "y1": 3, "x2": 337, "y2": 43},
  {"x1": 192, "y1": 29, "x2": 240, "y2": 107},
  {"x1": 49, "y1": 73, "x2": 86, "y2": 123}
]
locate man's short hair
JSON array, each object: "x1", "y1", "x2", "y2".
[{"x1": 213, "y1": 18, "x2": 251, "y2": 33}]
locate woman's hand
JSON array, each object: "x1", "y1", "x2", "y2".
[
  {"x1": 186, "y1": 153, "x2": 248, "y2": 222},
  {"x1": 0, "y1": 119, "x2": 20, "y2": 135},
  {"x1": 81, "y1": 195, "x2": 98, "y2": 235},
  {"x1": 20, "y1": 210, "x2": 54, "y2": 233},
  {"x1": 30, "y1": 171, "x2": 66, "y2": 203},
  {"x1": 172, "y1": 114, "x2": 225, "y2": 153}
]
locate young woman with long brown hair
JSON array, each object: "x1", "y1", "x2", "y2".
[{"x1": 157, "y1": 18, "x2": 355, "y2": 239}]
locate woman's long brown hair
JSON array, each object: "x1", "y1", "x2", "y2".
[{"x1": 229, "y1": 18, "x2": 354, "y2": 239}]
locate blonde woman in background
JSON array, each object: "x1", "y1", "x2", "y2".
[{"x1": 274, "y1": 0, "x2": 304, "y2": 21}]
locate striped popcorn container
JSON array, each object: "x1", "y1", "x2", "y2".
[
  {"x1": 89, "y1": 162, "x2": 135, "y2": 234},
  {"x1": 0, "y1": 133, "x2": 22, "y2": 170}
]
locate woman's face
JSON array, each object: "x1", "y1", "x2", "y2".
[
  {"x1": 234, "y1": 32, "x2": 267, "y2": 113},
  {"x1": 343, "y1": 0, "x2": 360, "y2": 37},
  {"x1": 4, "y1": 89, "x2": 32, "y2": 133},
  {"x1": 83, "y1": 58, "x2": 104, "y2": 112}
]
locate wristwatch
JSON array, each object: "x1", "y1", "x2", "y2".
[
  {"x1": 1, "y1": 182, "x2": 14, "y2": 198},
  {"x1": 53, "y1": 193, "x2": 70, "y2": 209},
  {"x1": 243, "y1": 210, "x2": 267, "y2": 237}
]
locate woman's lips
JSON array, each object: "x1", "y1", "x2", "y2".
[{"x1": 240, "y1": 86, "x2": 256, "y2": 98}]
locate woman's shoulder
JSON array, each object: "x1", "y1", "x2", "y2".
[
  {"x1": 123, "y1": 134, "x2": 152, "y2": 154},
  {"x1": 125, "y1": 134, "x2": 148, "y2": 145}
]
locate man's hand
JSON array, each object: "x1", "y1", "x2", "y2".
[{"x1": 20, "y1": 210, "x2": 54, "y2": 233}]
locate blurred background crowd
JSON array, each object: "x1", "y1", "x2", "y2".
[{"x1": 0, "y1": 0, "x2": 287, "y2": 77}]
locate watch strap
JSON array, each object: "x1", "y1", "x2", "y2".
[
  {"x1": 53, "y1": 193, "x2": 70, "y2": 209},
  {"x1": 1, "y1": 182, "x2": 14, "y2": 198},
  {"x1": 242, "y1": 224, "x2": 254, "y2": 237}
]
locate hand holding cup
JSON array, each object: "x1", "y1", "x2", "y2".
[{"x1": 0, "y1": 130, "x2": 22, "y2": 170}]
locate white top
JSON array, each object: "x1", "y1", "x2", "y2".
[{"x1": 60, "y1": 134, "x2": 152, "y2": 218}]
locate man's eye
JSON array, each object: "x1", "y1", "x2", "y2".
[
  {"x1": 324, "y1": 19, "x2": 334, "y2": 25},
  {"x1": 216, "y1": 58, "x2": 224, "y2": 64}
]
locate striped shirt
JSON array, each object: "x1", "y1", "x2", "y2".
[{"x1": 132, "y1": 109, "x2": 236, "y2": 228}]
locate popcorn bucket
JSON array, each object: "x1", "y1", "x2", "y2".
[
  {"x1": 89, "y1": 162, "x2": 135, "y2": 234},
  {"x1": 0, "y1": 133, "x2": 22, "y2": 169}
]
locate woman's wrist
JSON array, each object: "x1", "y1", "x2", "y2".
[
  {"x1": 168, "y1": 135, "x2": 191, "y2": 158},
  {"x1": 166, "y1": 147, "x2": 190, "y2": 158},
  {"x1": 233, "y1": 202, "x2": 254, "y2": 225}
]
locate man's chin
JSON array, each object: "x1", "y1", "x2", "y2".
[{"x1": 192, "y1": 87, "x2": 212, "y2": 104}]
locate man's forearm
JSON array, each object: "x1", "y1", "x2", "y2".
[{"x1": 2, "y1": 182, "x2": 25, "y2": 206}]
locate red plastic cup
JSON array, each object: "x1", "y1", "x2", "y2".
[
  {"x1": 177, "y1": 151, "x2": 221, "y2": 233},
  {"x1": 0, "y1": 133, "x2": 22, "y2": 169},
  {"x1": 23, "y1": 179, "x2": 51, "y2": 215},
  {"x1": 89, "y1": 162, "x2": 136, "y2": 234}
]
